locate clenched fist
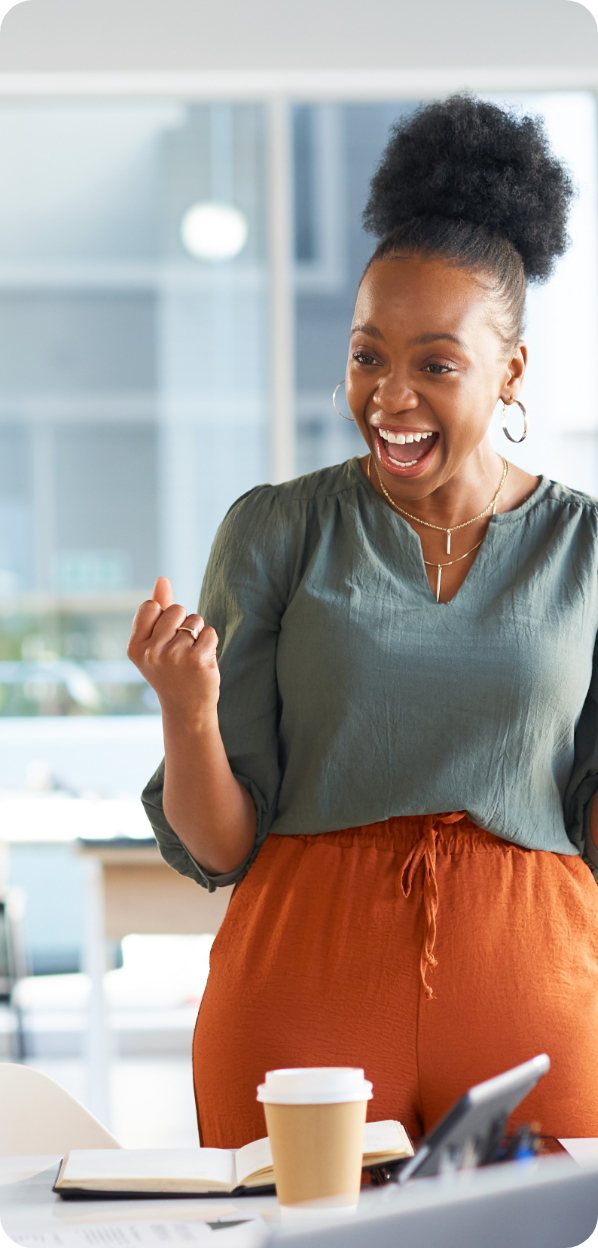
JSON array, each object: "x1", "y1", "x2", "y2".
[{"x1": 128, "y1": 576, "x2": 220, "y2": 724}]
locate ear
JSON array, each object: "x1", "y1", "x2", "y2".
[{"x1": 501, "y1": 342, "x2": 527, "y2": 402}]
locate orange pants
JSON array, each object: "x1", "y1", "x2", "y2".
[{"x1": 193, "y1": 814, "x2": 598, "y2": 1148}]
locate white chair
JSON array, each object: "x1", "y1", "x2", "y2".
[{"x1": 0, "y1": 1063, "x2": 121, "y2": 1154}]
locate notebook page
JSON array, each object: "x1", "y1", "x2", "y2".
[
  {"x1": 234, "y1": 1121, "x2": 412, "y2": 1186},
  {"x1": 234, "y1": 1137, "x2": 273, "y2": 1186},
  {"x1": 363, "y1": 1121, "x2": 413, "y2": 1158},
  {"x1": 59, "y1": 1148, "x2": 237, "y2": 1191},
  {"x1": 11, "y1": 1218, "x2": 268, "y2": 1247},
  {"x1": 8, "y1": 1227, "x2": 213, "y2": 1247}
]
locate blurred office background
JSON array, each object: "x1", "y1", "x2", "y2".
[{"x1": 0, "y1": 0, "x2": 595, "y2": 1145}]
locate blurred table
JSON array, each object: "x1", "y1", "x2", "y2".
[
  {"x1": 77, "y1": 835, "x2": 232, "y2": 1125},
  {"x1": 0, "y1": 1158, "x2": 278, "y2": 1246},
  {"x1": 2, "y1": 1146, "x2": 598, "y2": 1248}
]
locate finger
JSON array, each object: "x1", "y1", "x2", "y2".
[
  {"x1": 169, "y1": 616, "x2": 218, "y2": 662},
  {"x1": 168, "y1": 613, "x2": 207, "y2": 649},
  {"x1": 152, "y1": 576, "x2": 173, "y2": 610},
  {"x1": 170, "y1": 612, "x2": 203, "y2": 635},
  {"x1": 129, "y1": 576, "x2": 175, "y2": 651},
  {"x1": 149, "y1": 603, "x2": 188, "y2": 647},
  {"x1": 128, "y1": 599, "x2": 164, "y2": 649},
  {"x1": 189, "y1": 624, "x2": 219, "y2": 665}
]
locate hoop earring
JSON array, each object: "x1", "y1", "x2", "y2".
[
  {"x1": 501, "y1": 399, "x2": 528, "y2": 444},
  {"x1": 332, "y1": 381, "x2": 354, "y2": 422}
]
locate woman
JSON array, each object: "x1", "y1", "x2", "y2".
[{"x1": 130, "y1": 95, "x2": 598, "y2": 1147}]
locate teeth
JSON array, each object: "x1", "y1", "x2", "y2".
[{"x1": 379, "y1": 429, "x2": 435, "y2": 443}]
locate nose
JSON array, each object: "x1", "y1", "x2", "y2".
[{"x1": 372, "y1": 376, "x2": 419, "y2": 413}]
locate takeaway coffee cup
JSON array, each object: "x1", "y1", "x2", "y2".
[{"x1": 256, "y1": 1067, "x2": 373, "y2": 1209}]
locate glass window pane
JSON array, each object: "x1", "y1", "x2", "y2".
[
  {"x1": 0, "y1": 99, "x2": 269, "y2": 725},
  {"x1": 295, "y1": 103, "x2": 416, "y2": 476}
]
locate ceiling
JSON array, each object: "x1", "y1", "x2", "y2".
[{"x1": 0, "y1": 0, "x2": 595, "y2": 74}]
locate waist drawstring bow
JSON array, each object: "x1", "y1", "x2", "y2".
[{"x1": 398, "y1": 812, "x2": 466, "y2": 1000}]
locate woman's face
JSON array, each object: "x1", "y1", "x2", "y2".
[{"x1": 346, "y1": 255, "x2": 526, "y2": 497}]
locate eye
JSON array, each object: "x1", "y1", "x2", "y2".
[
  {"x1": 352, "y1": 350, "x2": 379, "y2": 366},
  {"x1": 423, "y1": 362, "x2": 455, "y2": 375}
]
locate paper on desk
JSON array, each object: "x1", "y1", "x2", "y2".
[{"x1": 2, "y1": 1217, "x2": 268, "y2": 1248}]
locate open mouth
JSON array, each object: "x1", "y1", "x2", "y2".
[{"x1": 373, "y1": 427, "x2": 439, "y2": 477}]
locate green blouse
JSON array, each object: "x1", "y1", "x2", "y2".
[{"x1": 142, "y1": 458, "x2": 598, "y2": 891}]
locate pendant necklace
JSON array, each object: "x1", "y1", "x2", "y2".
[{"x1": 367, "y1": 454, "x2": 509, "y2": 602}]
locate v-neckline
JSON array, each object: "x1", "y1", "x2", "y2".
[
  {"x1": 412, "y1": 520, "x2": 490, "y2": 606},
  {"x1": 355, "y1": 456, "x2": 549, "y2": 607}
]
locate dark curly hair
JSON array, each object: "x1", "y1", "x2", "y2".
[{"x1": 362, "y1": 93, "x2": 575, "y2": 346}]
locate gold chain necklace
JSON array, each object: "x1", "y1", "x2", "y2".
[{"x1": 367, "y1": 454, "x2": 509, "y2": 603}]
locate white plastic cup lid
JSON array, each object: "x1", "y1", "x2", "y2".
[{"x1": 256, "y1": 1067, "x2": 373, "y2": 1105}]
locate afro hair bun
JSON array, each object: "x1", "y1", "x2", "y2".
[{"x1": 363, "y1": 93, "x2": 575, "y2": 282}]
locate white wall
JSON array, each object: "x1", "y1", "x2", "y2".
[
  {"x1": 0, "y1": 0, "x2": 595, "y2": 73},
  {"x1": 0, "y1": 716, "x2": 163, "y2": 793}
]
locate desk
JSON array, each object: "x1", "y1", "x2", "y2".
[
  {"x1": 3, "y1": 1148, "x2": 598, "y2": 1248},
  {"x1": 78, "y1": 838, "x2": 232, "y2": 1125}
]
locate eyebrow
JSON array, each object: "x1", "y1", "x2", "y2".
[
  {"x1": 350, "y1": 325, "x2": 465, "y2": 348},
  {"x1": 410, "y1": 332, "x2": 464, "y2": 347},
  {"x1": 350, "y1": 321, "x2": 385, "y2": 340}
]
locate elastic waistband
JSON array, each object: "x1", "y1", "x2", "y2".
[{"x1": 291, "y1": 813, "x2": 519, "y2": 857}]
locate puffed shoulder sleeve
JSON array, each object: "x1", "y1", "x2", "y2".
[
  {"x1": 563, "y1": 633, "x2": 598, "y2": 881},
  {"x1": 141, "y1": 485, "x2": 291, "y2": 891}
]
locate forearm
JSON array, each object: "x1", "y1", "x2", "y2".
[
  {"x1": 162, "y1": 708, "x2": 257, "y2": 876},
  {"x1": 128, "y1": 585, "x2": 257, "y2": 875}
]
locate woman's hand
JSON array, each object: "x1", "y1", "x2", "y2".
[
  {"x1": 129, "y1": 576, "x2": 255, "y2": 874},
  {"x1": 128, "y1": 576, "x2": 220, "y2": 726}
]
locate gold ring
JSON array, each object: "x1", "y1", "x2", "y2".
[{"x1": 176, "y1": 625, "x2": 199, "y2": 641}]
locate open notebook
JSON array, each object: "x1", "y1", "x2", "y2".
[{"x1": 54, "y1": 1121, "x2": 414, "y2": 1197}]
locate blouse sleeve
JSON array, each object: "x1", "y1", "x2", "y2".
[
  {"x1": 563, "y1": 633, "x2": 598, "y2": 881},
  {"x1": 141, "y1": 485, "x2": 291, "y2": 891}
]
